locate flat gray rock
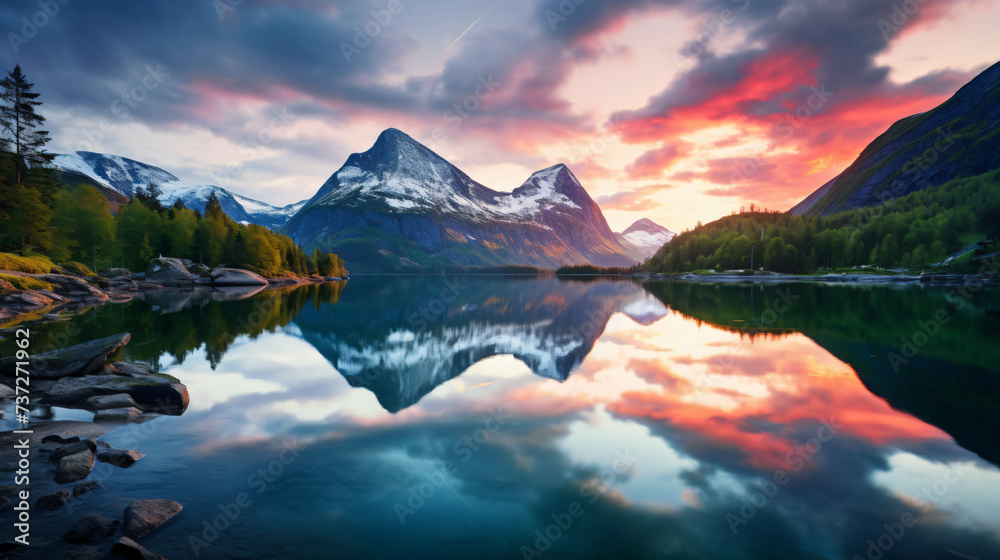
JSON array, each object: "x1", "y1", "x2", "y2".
[
  {"x1": 210, "y1": 267, "x2": 269, "y2": 286},
  {"x1": 122, "y1": 499, "x2": 183, "y2": 540},
  {"x1": 97, "y1": 447, "x2": 146, "y2": 468},
  {"x1": 0, "y1": 333, "x2": 130, "y2": 379}
]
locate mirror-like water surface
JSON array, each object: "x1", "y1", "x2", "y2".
[{"x1": 4, "y1": 277, "x2": 1000, "y2": 560}]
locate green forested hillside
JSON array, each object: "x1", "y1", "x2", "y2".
[{"x1": 645, "y1": 170, "x2": 1000, "y2": 274}]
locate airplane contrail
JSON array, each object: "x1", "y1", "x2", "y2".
[{"x1": 445, "y1": 4, "x2": 496, "y2": 52}]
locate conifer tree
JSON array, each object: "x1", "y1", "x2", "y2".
[{"x1": 0, "y1": 64, "x2": 52, "y2": 184}]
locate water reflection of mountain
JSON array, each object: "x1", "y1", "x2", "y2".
[
  {"x1": 291, "y1": 277, "x2": 666, "y2": 412},
  {"x1": 643, "y1": 281, "x2": 1000, "y2": 466}
]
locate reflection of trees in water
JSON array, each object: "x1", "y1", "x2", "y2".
[
  {"x1": 644, "y1": 280, "x2": 1000, "y2": 466},
  {"x1": 643, "y1": 281, "x2": 1000, "y2": 371},
  {"x1": 11, "y1": 282, "x2": 347, "y2": 370}
]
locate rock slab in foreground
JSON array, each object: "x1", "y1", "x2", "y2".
[
  {"x1": 97, "y1": 447, "x2": 146, "y2": 468},
  {"x1": 109, "y1": 536, "x2": 167, "y2": 560},
  {"x1": 44, "y1": 368, "x2": 189, "y2": 414},
  {"x1": 0, "y1": 333, "x2": 130, "y2": 379},
  {"x1": 122, "y1": 499, "x2": 183, "y2": 539},
  {"x1": 62, "y1": 513, "x2": 121, "y2": 544}
]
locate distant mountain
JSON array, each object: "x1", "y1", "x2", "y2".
[
  {"x1": 791, "y1": 60, "x2": 1000, "y2": 216},
  {"x1": 281, "y1": 128, "x2": 640, "y2": 272},
  {"x1": 50, "y1": 152, "x2": 305, "y2": 230},
  {"x1": 616, "y1": 218, "x2": 675, "y2": 258}
]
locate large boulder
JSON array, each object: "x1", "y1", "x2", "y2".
[
  {"x1": 122, "y1": 499, "x2": 183, "y2": 539},
  {"x1": 55, "y1": 450, "x2": 94, "y2": 484},
  {"x1": 145, "y1": 257, "x2": 195, "y2": 285},
  {"x1": 62, "y1": 513, "x2": 121, "y2": 544},
  {"x1": 49, "y1": 439, "x2": 97, "y2": 462},
  {"x1": 43, "y1": 369, "x2": 189, "y2": 415},
  {"x1": 210, "y1": 267, "x2": 269, "y2": 286},
  {"x1": 0, "y1": 333, "x2": 131, "y2": 380},
  {"x1": 36, "y1": 489, "x2": 71, "y2": 510}
]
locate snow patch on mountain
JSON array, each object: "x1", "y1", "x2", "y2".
[
  {"x1": 622, "y1": 229, "x2": 674, "y2": 249},
  {"x1": 51, "y1": 151, "x2": 306, "y2": 230},
  {"x1": 493, "y1": 165, "x2": 582, "y2": 216},
  {"x1": 616, "y1": 218, "x2": 675, "y2": 258}
]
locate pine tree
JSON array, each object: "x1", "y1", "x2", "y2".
[{"x1": 0, "y1": 65, "x2": 52, "y2": 184}]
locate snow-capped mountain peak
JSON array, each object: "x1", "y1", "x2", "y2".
[
  {"x1": 616, "y1": 218, "x2": 675, "y2": 258},
  {"x1": 50, "y1": 151, "x2": 305, "y2": 230}
]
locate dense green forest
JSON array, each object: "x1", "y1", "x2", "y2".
[
  {"x1": 645, "y1": 169, "x2": 1000, "y2": 274},
  {"x1": 0, "y1": 64, "x2": 344, "y2": 278}
]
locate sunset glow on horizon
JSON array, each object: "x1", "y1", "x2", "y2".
[{"x1": 4, "y1": 0, "x2": 998, "y2": 232}]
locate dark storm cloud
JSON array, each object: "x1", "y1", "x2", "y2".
[
  {"x1": 610, "y1": 0, "x2": 981, "y2": 138},
  {"x1": 0, "y1": 0, "x2": 420, "y2": 127}
]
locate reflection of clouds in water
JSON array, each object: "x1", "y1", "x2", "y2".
[
  {"x1": 146, "y1": 281, "x2": 1000, "y2": 559},
  {"x1": 872, "y1": 452, "x2": 1000, "y2": 529}
]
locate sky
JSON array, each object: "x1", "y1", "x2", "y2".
[{"x1": 0, "y1": 0, "x2": 997, "y2": 232}]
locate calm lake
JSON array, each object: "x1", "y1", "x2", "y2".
[{"x1": 5, "y1": 277, "x2": 1000, "y2": 559}]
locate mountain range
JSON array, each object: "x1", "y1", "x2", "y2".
[
  {"x1": 791, "y1": 60, "x2": 1000, "y2": 216},
  {"x1": 52, "y1": 131, "x2": 669, "y2": 272},
  {"x1": 280, "y1": 128, "x2": 653, "y2": 272},
  {"x1": 52, "y1": 151, "x2": 307, "y2": 230}
]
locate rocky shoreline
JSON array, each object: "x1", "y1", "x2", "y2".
[
  {"x1": 0, "y1": 257, "x2": 347, "y2": 329},
  {"x1": 0, "y1": 332, "x2": 189, "y2": 558}
]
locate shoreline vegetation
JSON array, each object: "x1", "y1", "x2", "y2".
[{"x1": 0, "y1": 250, "x2": 347, "y2": 329}]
